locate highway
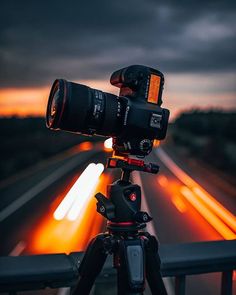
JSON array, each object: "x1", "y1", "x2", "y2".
[{"x1": 0, "y1": 140, "x2": 235, "y2": 294}]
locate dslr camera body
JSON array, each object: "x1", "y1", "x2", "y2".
[{"x1": 46, "y1": 65, "x2": 169, "y2": 157}]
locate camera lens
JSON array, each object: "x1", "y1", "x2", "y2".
[
  {"x1": 46, "y1": 80, "x2": 65, "y2": 129},
  {"x1": 46, "y1": 79, "x2": 123, "y2": 136},
  {"x1": 50, "y1": 89, "x2": 59, "y2": 118}
]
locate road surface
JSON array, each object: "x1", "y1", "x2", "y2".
[{"x1": 0, "y1": 142, "x2": 235, "y2": 294}]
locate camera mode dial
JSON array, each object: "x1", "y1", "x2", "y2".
[{"x1": 139, "y1": 139, "x2": 152, "y2": 153}]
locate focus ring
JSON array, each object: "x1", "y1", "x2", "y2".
[{"x1": 102, "y1": 93, "x2": 119, "y2": 136}]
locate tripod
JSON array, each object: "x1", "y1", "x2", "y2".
[{"x1": 72, "y1": 157, "x2": 167, "y2": 295}]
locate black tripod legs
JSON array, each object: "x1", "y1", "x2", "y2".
[
  {"x1": 72, "y1": 234, "x2": 109, "y2": 295},
  {"x1": 144, "y1": 233, "x2": 168, "y2": 295},
  {"x1": 72, "y1": 232, "x2": 167, "y2": 295}
]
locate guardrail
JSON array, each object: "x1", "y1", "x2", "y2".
[{"x1": 0, "y1": 240, "x2": 235, "y2": 294}]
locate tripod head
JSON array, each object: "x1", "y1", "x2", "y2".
[{"x1": 95, "y1": 156, "x2": 160, "y2": 231}]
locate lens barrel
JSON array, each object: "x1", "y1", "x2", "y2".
[{"x1": 46, "y1": 79, "x2": 122, "y2": 136}]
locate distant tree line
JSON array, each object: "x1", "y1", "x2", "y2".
[
  {"x1": 1, "y1": 111, "x2": 235, "y2": 181},
  {"x1": 172, "y1": 110, "x2": 236, "y2": 175},
  {"x1": 0, "y1": 117, "x2": 99, "y2": 181}
]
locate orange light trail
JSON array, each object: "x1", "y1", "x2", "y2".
[
  {"x1": 157, "y1": 148, "x2": 236, "y2": 239},
  {"x1": 153, "y1": 140, "x2": 160, "y2": 148},
  {"x1": 54, "y1": 163, "x2": 104, "y2": 221},
  {"x1": 180, "y1": 186, "x2": 236, "y2": 240},
  {"x1": 157, "y1": 174, "x2": 168, "y2": 187},
  {"x1": 171, "y1": 195, "x2": 187, "y2": 213},
  {"x1": 192, "y1": 186, "x2": 236, "y2": 232},
  {"x1": 77, "y1": 141, "x2": 93, "y2": 151},
  {"x1": 67, "y1": 163, "x2": 104, "y2": 221},
  {"x1": 104, "y1": 137, "x2": 113, "y2": 152},
  {"x1": 29, "y1": 172, "x2": 111, "y2": 254}
]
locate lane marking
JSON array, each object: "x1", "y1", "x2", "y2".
[
  {"x1": 132, "y1": 171, "x2": 175, "y2": 295},
  {"x1": 0, "y1": 151, "x2": 97, "y2": 222},
  {"x1": 57, "y1": 287, "x2": 70, "y2": 295},
  {"x1": 132, "y1": 171, "x2": 155, "y2": 236},
  {"x1": 9, "y1": 241, "x2": 26, "y2": 256},
  {"x1": 156, "y1": 148, "x2": 236, "y2": 234},
  {"x1": 0, "y1": 142, "x2": 96, "y2": 190}
]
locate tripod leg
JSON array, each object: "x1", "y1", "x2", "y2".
[
  {"x1": 144, "y1": 234, "x2": 168, "y2": 295},
  {"x1": 72, "y1": 234, "x2": 109, "y2": 295},
  {"x1": 116, "y1": 238, "x2": 145, "y2": 295}
]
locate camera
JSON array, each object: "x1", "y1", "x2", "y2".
[{"x1": 46, "y1": 65, "x2": 169, "y2": 157}]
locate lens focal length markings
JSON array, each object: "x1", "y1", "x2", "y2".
[
  {"x1": 88, "y1": 89, "x2": 105, "y2": 134},
  {"x1": 93, "y1": 90, "x2": 104, "y2": 119}
]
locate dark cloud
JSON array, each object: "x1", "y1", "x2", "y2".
[{"x1": 0, "y1": 0, "x2": 236, "y2": 87}]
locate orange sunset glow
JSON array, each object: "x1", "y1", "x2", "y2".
[
  {"x1": 1, "y1": 77, "x2": 235, "y2": 119},
  {"x1": 0, "y1": 87, "x2": 50, "y2": 116},
  {"x1": 0, "y1": 80, "x2": 116, "y2": 117}
]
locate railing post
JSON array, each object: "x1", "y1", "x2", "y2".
[
  {"x1": 175, "y1": 275, "x2": 186, "y2": 295},
  {"x1": 221, "y1": 270, "x2": 233, "y2": 295}
]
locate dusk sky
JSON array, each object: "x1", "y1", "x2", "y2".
[{"x1": 0, "y1": 0, "x2": 236, "y2": 119}]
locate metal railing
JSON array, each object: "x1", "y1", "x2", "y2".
[{"x1": 0, "y1": 240, "x2": 235, "y2": 294}]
